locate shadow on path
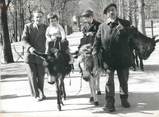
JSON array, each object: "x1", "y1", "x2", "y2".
[
  {"x1": 0, "y1": 94, "x2": 30, "y2": 100},
  {"x1": 93, "y1": 92, "x2": 159, "y2": 114}
]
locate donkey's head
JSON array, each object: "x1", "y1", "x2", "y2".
[
  {"x1": 78, "y1": 44, "x2": 94, "y2": 81},
  {"x1": 128, "y1": 27, "x2": 159, "y2": 60}
]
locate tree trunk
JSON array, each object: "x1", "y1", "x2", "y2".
[
  {"x1": 118, "y1": 0, "x2": 125, "y2": 19},
  {"x1": 18, "y1": 0, "x2": 24, "y2": 41},
  {"x1": 14, "y1": 0, "x2": 18, "y2": 42},
  {"x1": 127, "y1": 0, "x2": 132, "y2": 23},
  {"x1": 1, "y1": 0, "x2": 14, "y2": 63},
  {"x1": 137, "y1": 0, "x2": 146, "y2": 34}
]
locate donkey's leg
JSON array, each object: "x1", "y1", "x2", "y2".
[
  {"x1": 132, "y1": 51, "x2": 137, "y2": 71},
  {"x1": 135, "y1": 52, "x2": 139, "y2": 68},
  {"x1": 55, "y1": 78, "x2": 61, "y2": 111},
  {"x1": 139, "y1": 58, "x2": 144, "y2": 71},
  {"x1": 61, "y1": 77, "x2": 66, "y2": 100},
  {"x1": 96, "y1": 72, "x2": 101, "y2": 95},
  {"x1": 59, "y1": 75, "x2": 64, "y2": 105},
  {"x1": 89, "y1": 79, "x2": 94, "y2": 102},
  {"x1": 89, "y1": 77, "x2": 99, "y2": 106}
]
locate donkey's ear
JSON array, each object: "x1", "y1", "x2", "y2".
[
  {"x1": 155, "y1": 39, "x2": 159, "y2": 43},
  {"x1": 152, "y1": 35, "x2": 159, "y2": 43},
  {"x1": 152, "y1": 35, "x2": 159, "y2": 40},
  {"x1": 130, "y1": 25, "x2": 137, "y2": 30}
]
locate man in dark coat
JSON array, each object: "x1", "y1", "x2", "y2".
[
  {"x1": 22, "y1": 10, "x2": 47, "y2": 101},
  {"x1": 93, "y1": 3, "x2": 133, "y2": 112}
]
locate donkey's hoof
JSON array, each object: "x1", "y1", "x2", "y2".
[
  {"x1": 57, "y1": 105, "x2": 61, "y2": 111},
  {"x1": 141, "y1": 68, "x2": 144, "y2": 71},
  {"x1": 97, "y1": 91, "x2": 101, "y2": 95},
  {"x1": 89, "y1": 97, "x2": 94, "y2": 102},
  {"x1": 61, "y1": 101, "x2": 64, "y2": 105},
  {"x1": 94, "y1": 101, "x2": 99, "y2": 106}
]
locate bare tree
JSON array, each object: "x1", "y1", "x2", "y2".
[
  {"x1": 0, "y1": 0, "x2": 14, "y2": 63},
  {"x1": 18, "y1": 0, "x2": 25, "y2": 41},
  {"x1": 137, "y1": 0, "x2": 146, "y2": 34},
  {"x1": 9, "y1": 0, "x2": 18, "y2": 42},
  {"x1": 88, "y1": 0, "x2": 122, "y2": 22},
  {"x1": 118, "y1": 0, "x2": 125, "y2": 19},
  {"x1": 50, "y1": 0, "x2": 56, "y2": 12},
  {"x1": 132, "y1": 0, "x2": 138, "y2": 27}
]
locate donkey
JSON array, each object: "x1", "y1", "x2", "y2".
[
  {"x1": 33, "y1": 39, "x2": 72, "y2": 111},
  {"x1": 77, "y1": 44, "x2": 102, "y2": 106},
  {"x1": 128, "y1": 26, "x2": 159, "y2": 60}
]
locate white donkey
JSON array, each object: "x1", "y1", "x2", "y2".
[{"x1": 77, "y1": 44, "x2": 102, "y2": 106}]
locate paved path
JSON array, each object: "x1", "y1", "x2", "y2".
[{"x1": 0, "y1": 44, "x2": 159, "y2": 117}]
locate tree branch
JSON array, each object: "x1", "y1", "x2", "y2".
[{"x1": 6, "y1": 0, "x2": 11, "y2": 7}]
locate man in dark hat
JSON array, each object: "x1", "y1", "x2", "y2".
[{"x1": 93, "y1": 3, "x2": 132, "y2": 112}]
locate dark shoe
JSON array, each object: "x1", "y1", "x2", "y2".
[
  {"x1": 89, "y1": 97, "x2": 94, "y2": 102},
  {"x1": 103, "y1": 105, "x2": 115, "y2": 112},
  {"x1": 141, "y1": 67, "x2": 144, "y2": 71},
  {"x1": 48, "y1": 76, "x2": 55, "y2": 84},
  {"x1": 97, "y1": 91, "x2": 101, "y2": 95},
  {"x1": 104, "y1": 96, "x2": 115, "y2": 112},
  {"x1": 35, "y1": 97, "x2": 42, "y2": 102},
  {"x1": 48, "y1": 81, "x2": 55, "y2": 84},
  {"x1": 94, "y1": 101, "x2": 99, "y2": 106},
  {"x1": 42, "y1": 95, "x2": 46, "y2": 100},
  {"x1": 38, "y1": 90, "x2": 46, "y2": 101},
  {"x1": 121, "y1": 99, "x2": 130, "y2": 108},
  {"x1": 73, "y1": 55, "x2": 78, "y2": 59}
]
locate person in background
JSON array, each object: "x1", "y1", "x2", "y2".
[
  {"x1": 22, "y1": 10, "x2": 47, "y2": 101},
  {"x1": 93, "y1": 3, "x2": 132, "y2": 112}
]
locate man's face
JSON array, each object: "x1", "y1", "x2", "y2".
[
  {"x1": 106, "y1": 6, "x2": 117, "y2": 20},
  {"x1": 82, "y1": 16, "x2": 93, "y2": 23},
  {"x1": 33, "y1": 13, "x2": 43, "y2": 25}
]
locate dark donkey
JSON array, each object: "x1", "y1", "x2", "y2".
[
  {"x1": 33, "y1": 38, "x2": 72, "y2": 111},
  {"x1": 128, "y1": 26, "x2": 159, "y2": 60}
]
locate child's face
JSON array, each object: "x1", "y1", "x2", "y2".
[
  {"x1": 49, "y1": 18, "x2": 58, "y2": 25},
  {"x1": 33, "y1": 13, "x2": 43, "y2": 25}
]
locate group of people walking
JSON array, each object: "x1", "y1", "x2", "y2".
[{"x1": 22, "y1": 3, "x2": 133, "y2": 112}]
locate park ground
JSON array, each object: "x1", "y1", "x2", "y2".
[{"x1": 0, "y1": 32, "x2": 159, "y2": 117}]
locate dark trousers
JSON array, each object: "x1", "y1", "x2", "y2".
[
  {"x1": 25, "y1": 63, "x2": 45, "y2": 98},
  {"x1": 105, "y1": 67, "x2": 129, "y2": 103}
]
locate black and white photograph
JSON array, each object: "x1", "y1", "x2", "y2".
[{"x1": 0, "y1": 0, "x2": 159, "y2": 117}]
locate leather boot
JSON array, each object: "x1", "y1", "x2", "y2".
[
  {"x1": 120, "y1": 95, "x2": 130, "y2": 108},
  {"x1": 103, "y1": 96, "x2": 115, "y2": 112}
]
